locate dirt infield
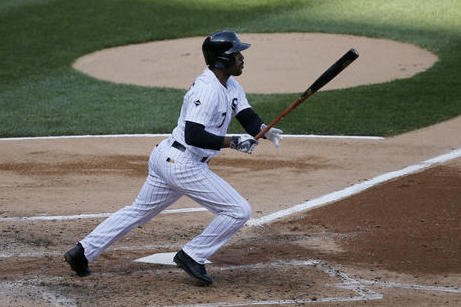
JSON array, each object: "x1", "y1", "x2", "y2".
[
  {"x1": 1, "y1": 33, "x2": 460, "y2": 305},
  {"x1": 1, "y1": 116, "x2": 460, "y2": 305}
]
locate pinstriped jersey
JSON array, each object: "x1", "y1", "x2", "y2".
[{"x1": 171, "y1": 68, "x2": 251, "y2": 158}]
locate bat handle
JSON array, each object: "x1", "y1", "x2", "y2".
[
  {"x1": 254, "y1": 91, "x2": 312, "y2": 140},
  {"x1": 255, "y1": 123, "x2": 273, "y2": 140}
]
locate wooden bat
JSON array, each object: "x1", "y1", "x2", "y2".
[{"x1": 255, "y1": 48, "x2": 359, "y2": 140}]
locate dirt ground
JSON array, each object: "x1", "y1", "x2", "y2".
[
  {"x1": 1, "y1": 115, "x2": 460, "y2": 306},
  {"x1": 1, "y1": 33, "x2": 460, "y2": 306}
]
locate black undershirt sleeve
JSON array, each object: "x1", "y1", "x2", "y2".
[
  {"x1": 185, "y1": 108, "x2": 263, "y2": 150},
  {"x1": 235, "y1": 107, "x2": 264, "y2": 137},
  {"x1": 185, "y1": 121, "x2": 225, "y2": 150}
]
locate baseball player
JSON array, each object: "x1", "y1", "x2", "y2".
[{"x1": 64, "y1": 30, "x2": 283, "y2": 286}]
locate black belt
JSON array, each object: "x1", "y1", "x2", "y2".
[
  {"x1": 172, "y1": 141, "x2": 209, "y2": 163},
  {"x1": 172, "y1": 140, "x2": 186, "y2": 152}
]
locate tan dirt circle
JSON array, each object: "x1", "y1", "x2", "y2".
[{"x1": 73, "y1": 32, "x2": 437, "y2": 93}]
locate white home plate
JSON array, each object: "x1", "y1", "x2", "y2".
[{"x1": 134, "y1": 252, "x2": 212, "y2": 265}]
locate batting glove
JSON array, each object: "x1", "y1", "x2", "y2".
[
  {"x1": 230, "y1": 134, "x2": 258, "y2": 154},
  {"x1": 261, "y1": 124, "x2": 283, "y2": 148}
]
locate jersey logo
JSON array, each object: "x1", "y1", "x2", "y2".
[
  {"x1": 194, "y1": 99, "x2": 201, "y2": 106},
  {"x1": 231, "y1": 98, "x2": 238, "y2": 111}
]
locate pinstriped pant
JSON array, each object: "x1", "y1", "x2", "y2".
[{"x1": 80, "y1": 138, "x2": 251, "y2": 264}]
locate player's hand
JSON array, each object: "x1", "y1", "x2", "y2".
[
  {"x1": 230, "y1": 134, "x2": 258, "y2": 154},
  {"x1": 261, "y1": 124, "x2": 283, "y2": 148}
]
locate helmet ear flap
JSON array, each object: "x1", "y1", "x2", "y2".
[
  {"x1": 215, "y1": 55, "x2": 235, "y2": 69},
  {"x1": 203, "y1": 50, "x2": 233, "y2": 69}
]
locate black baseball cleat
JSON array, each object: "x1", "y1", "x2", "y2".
[
  {"x1": 173, "y1": 250, "x2": 213, "y2": 286},
  {"x1": 64, "y1": 242, "x2": 91, "y2": 277}
]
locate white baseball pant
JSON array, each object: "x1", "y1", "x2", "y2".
[{"x1": 80, "y1": 137, "x2": 251, "y2": 264}]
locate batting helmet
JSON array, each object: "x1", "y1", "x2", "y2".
[{"x1": 202, "y1": 30, "x2": 251, "y2": 69}]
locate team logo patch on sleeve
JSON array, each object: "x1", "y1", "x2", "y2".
[{"x1": 194, "y1": 99, "x2": 201, "y2": 106}]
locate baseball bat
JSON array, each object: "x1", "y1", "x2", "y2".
[{"x1": 255, "y1": 48, "x2": 359, "y2": 140}]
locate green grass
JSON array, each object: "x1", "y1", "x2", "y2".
[{"x1": 1, "y1": 0, "x2": 460, "y2": 137}]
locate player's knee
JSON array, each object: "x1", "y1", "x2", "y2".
[{"x1": 234, "y1": 201, "x2": 251, "y2": 223}]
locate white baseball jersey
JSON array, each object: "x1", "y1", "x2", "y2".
[
  {"x1": 80, "y1": 67, "x2": 254, "y2": 265},
  {"x1": 171, "y1": 67, "x2": 251, "y2": 158}
]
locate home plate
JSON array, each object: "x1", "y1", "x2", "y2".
[{"x1": 134, "y1": 252, "x2": 212, "y2": 265}]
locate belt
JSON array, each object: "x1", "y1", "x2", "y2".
[{"x1": 171, "y1": 141, "x2": 209, "y2": 163}]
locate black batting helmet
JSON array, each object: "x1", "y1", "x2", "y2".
[{"x1": 202, "y1": 30, "x2": 251, "y2": 69}]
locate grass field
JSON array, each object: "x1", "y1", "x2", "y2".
[{"x1": 1, "y1": 0, "x2": 460, "y2": 137}]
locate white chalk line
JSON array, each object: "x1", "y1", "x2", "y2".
[
  {"x1": 357, "y1": 279, "x2": 461, "y2": 294},
  {"x1": 246, "y1": 147, "x2": 461, "y2": 226},
  {"x1": 0, "y1": 207, "x2": 207, "y2": 222},
  {"x1": 0, "y1": 133, "x2": 384, "y2": 141}
]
